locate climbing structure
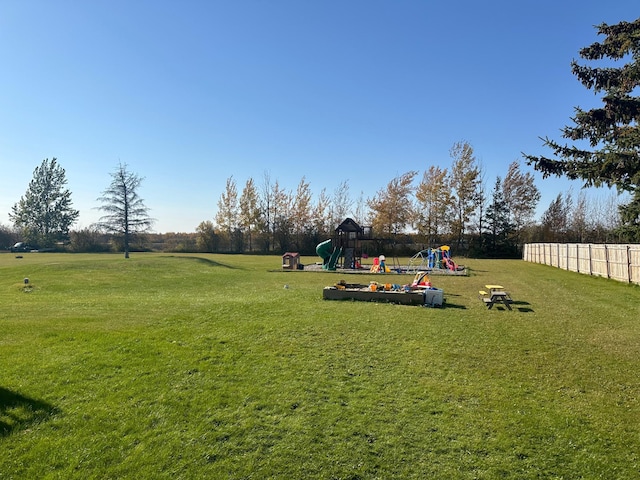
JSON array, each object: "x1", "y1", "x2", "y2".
[
  {"x1": 407, "y1": 246, "x2": 465, "y2": 274},
  {"x1": 315, "y1": 218, "x2": 373, "y2": 270}
]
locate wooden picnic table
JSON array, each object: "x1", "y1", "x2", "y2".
[{"x1": 479, "y1": 286, "x2": 513, "y2": 310}]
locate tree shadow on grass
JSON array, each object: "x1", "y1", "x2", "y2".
[
  {"x1": 0, "y1": 387, "x2": 58, "y2": 437},
  {"x1": 166, "y1": 255, "x2": 237, "y2": 269}
]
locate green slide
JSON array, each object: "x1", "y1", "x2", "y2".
[{"x1": 316, "y1": 239, "x2": 342, "y2": 271}]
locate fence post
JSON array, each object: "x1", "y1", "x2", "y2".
[
  {"x1": 605, "y1": 244, "x2": 611, "y2": 279},
  {"x1": 589, "y1": 244, "x2": 593, "y2": 275},
  {"x1": 576, "y1": 243, "x2": 579, "y2": 273},
  {"x1": 627, "y1": 245, "x2": 632, "y2": 283}
]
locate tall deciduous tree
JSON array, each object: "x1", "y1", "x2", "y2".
[
  {"x1": 524, "y1": 18, "x2": 640, "y2": 241},
  {"x1": 415, "y1": 165, "x2": 452, "y2": 246},
  {"x1": 10, "y1": 158, "x2": 79, "y2": 248},
  {"x1": 502, "y1": 161, "x2": 541, "y2": 238},
  {"x1": 312, "y1": 187, "x2": 332, "y2": 240},
  {"x1": 331, "y1": 180, "x2": 352, "y2": 227},
  {"x1": 238, "y1": 178, "x2": 260, "y2": 252},
  {"x1": 449, "y1": 141, "x2": 481, "y2": 249},
  {"x1": 196, "y1": 220, "x2": 218, "y2": 252},
  {"x1": 367, "y1": 171, "x2": 417, "y2": 237},
  {"x1": 540, "y1": 193, "x2": 571, "y2": 242},
  {"x1": 96, "y1": 163, "x2": 153, "y2": 258},
  {"x1": 215, "y1": 176, "x2": 239, "y2": 252},
  {"x1": 271, "y1": 180, "x2": 292, "y2": 252},
  {"x1": 291, "y1": 177, "x2": 313, "y2": 250},
  {"x1": 258, "y1": 171, "x2": 275, "y2": 252}
]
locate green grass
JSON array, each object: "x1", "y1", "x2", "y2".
[{"x1": 1, "y1": 252, "x2": 639, "y2": 479}]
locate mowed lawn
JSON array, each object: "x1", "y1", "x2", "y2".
[{"x1": 1, "y1": 253, "x2": 639, "y2": 479}]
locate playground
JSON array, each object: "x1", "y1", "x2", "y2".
[{"x1": 311, "y1": 218, "x2": 467, "y2": 275}]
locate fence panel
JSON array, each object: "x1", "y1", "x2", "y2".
[{"x1": 524, "y1": 243, "x2": 640, "y2": 285}]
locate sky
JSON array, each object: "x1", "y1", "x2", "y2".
[{"x1": 0, "y1": 1, "x2": 637, "y2": 233}]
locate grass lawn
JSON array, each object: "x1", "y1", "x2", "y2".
[{"x1": 1, "y1": 252, "x2": 639, "y2": 479}]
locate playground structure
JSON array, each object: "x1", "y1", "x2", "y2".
[
  {"x1": 315, "y1": 219, "x2": 466, "y2": 275},
  {"x1": 316, "y1": 218, "x2": 372, "y2": 271},
  {"x1": 407, "y1": 246, "x2": 465, "y2": 274}
]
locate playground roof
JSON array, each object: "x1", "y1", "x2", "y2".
[{"x1": 335, "y1": 217, "x2": 362, "y2": 233}]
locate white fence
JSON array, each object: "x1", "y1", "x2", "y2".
[{"x1": 523, "y1": 243, "x2": 640, "y2": 285}]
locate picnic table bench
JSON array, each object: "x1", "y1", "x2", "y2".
[{"x1": 479, "y1": 285, "x2": 513, "y2": 310}]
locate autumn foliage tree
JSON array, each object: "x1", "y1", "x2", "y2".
[
  {"x1": 367, "y1": 171, "x2": 417, "y2": 237},
  {"x1": 415, "y1": 165, "x2": 452, "y2": 246},
  {"x1": 449, "y1": 141, "x2": 481, "y2": 248},
  {"x1": 215, "y1": 176, "x2": 239, "y2": 252}
]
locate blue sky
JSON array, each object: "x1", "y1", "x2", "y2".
[{"x1": 0, "y1": 1, "x2": 636, "y2": 233}]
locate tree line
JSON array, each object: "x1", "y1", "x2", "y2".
[
  {"x1": 202, "y1": 141, "x2": 626, "y2": 258},
  {"x1": 2, "y1": 18, "x2": 639, "y2": 256},
  {"x1": 0, "y1": 149, "x2": 628, "y2": 258}
]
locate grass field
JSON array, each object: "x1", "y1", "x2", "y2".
[{"x1": 1, "y1": 252, "x2": 639, "y2": 479}]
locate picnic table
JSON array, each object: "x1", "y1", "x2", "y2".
[{"x1": 479, "y1": 285, "x2": 513, "y2": 310}]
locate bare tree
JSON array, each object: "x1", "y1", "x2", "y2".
[
  {"x1": 258, "y1": 171, "x2": 274, "y2": 251},
  {"x1": 96, "y1": 163, "x2": 153, "y2": 258},
  {"x1": 331, "y1": 180, "x2": 353, "y2": 226},
  {"x1": 353, "y1": 190, "x2": 368, "y2": 226}
]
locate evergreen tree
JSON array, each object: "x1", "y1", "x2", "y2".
[
  {"x1": 524, "y1": 18, "x2": 640, "y2": 241},
  {"x1": 96, "y1": 163, "x2": 153, "y2": 258},
  {"x1": 483, "y1": 177, "x2": 514, "y2": 256}
]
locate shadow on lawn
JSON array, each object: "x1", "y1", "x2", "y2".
[
  {"x1": 513, "y1": 300, "x2": 534, "y2": 313},
  {"x1": 483, "y1": 300, "x2": 534, "y2": 312},
  {"x1": 441, "y1": 301, "x2": 467, "y2": 309},
  {"x1": 0, "y1": 387, "x2": 58, "y2": 437},
  {"x1": 167, "y1": 255, "x2": 237, "y2": 269}
]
